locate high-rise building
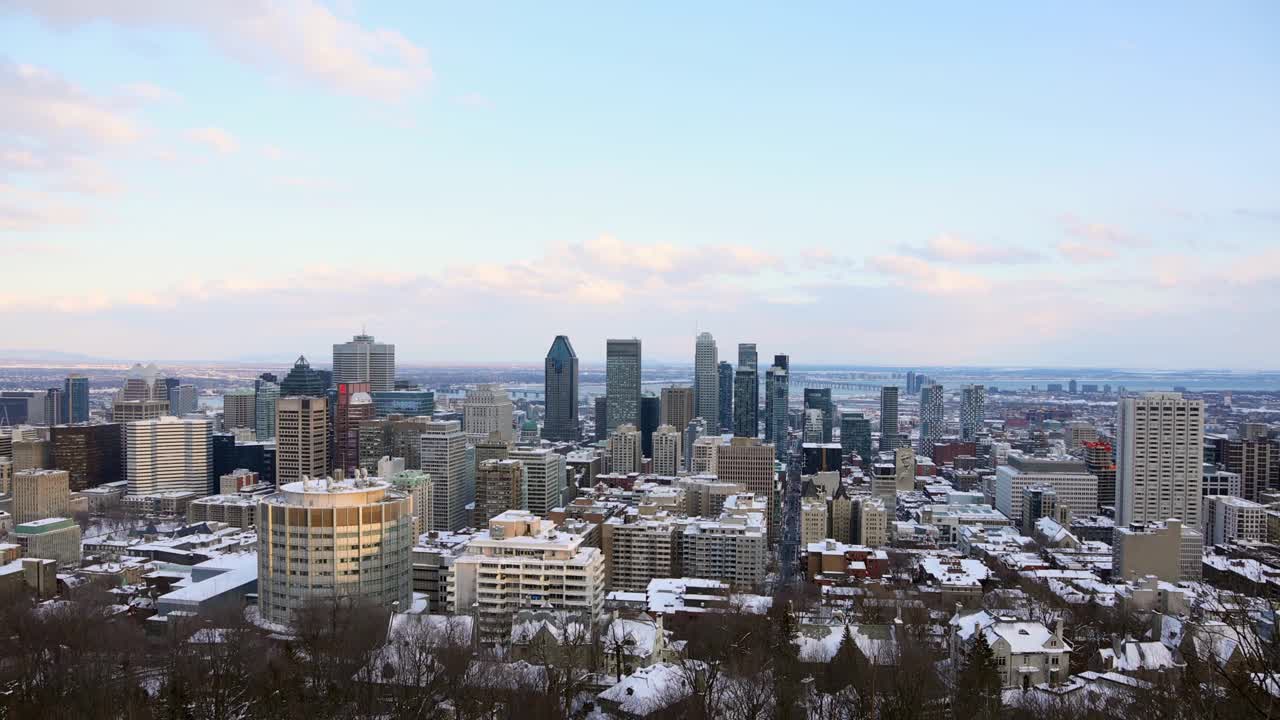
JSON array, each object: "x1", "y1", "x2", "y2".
[
  {"x1": 717, "y1": 437, "x2": 777, "y2": 537},
  {"x1": 1117, "y1": 392, "x2": 1205, "y2": 527},
  {"x1": 275, "y1": 397, "x2": 328, "y2": 486},
  {"x1": 421, "y1": 420, "x2": 469, "y2": 531},
  {"x1": 652, "y1": 424, "x2": 682, "y2": 476},
  {"x1": 543, "y1": 335, "x2": 579, "y2": 442},
  {"x1": 765, "y1": 358, "x2": 789, "y2": 457},
  {"x1": 125, "y1": 416, "x2": 212, "y2": 496},
  {"x1": 332, "y1": 333, "x2": 396, "y2": 392},
  {"x1": 608, "y1": 424, "x2": 643, "y2": 474},
  {"x1": 13, "y1": 469, "x2": 70, "y2": 523},
  {"x1": 112, "y1": 399, "x2": 168, "y2": 423},
  {"x1": 733, "y1": 344, "x2": 759, "y2": 438},
  {"x1": 594, "y1": 396, "x2": 609, "y2": 443},
  {"x1": 600, "y1": 513, "x2": 680, "y2": 591},
  {"x1": 475, "y1": 458, "x2": 523, "y2": 527},
  {"x1": 255, "y1": 381, "x2": 280, "y2": 440},
  {"x1": 803, "y1": 388, "x2": 833, "y2": 443},
  {"x1": 683, "y1": 418, "x2": 706, "y2": 472},
  {"x1": 1225, "y1": 424, "x2": 1279, "y2": 503},
  {"x1": 959, "y1": 385, "x2": 985, "y2": 441},
  {"x1": 879, "y1": 386, "x2": 899, "y2": 450},
  {"x1": 169, "y1": 384, "x2": 198, "y2": 416},
  {"x1": 370, "y1": 389, "x2": 434, "y2": 418},
  {"x1": 605, "y1": 338, "x2": 642, "y2": 432},
  {"x1": 50, "y1": 423, "x2": 122, "y2": 491},
  {"x1": 63, "y1": 375, "x2": 89, "y2": 424},
  {"x1": 640, "y1": 394, "x2": 660, "y2": 457},
  {"x1": 906, "y1": 371, "x2": 918, "y2": 395},
  {"x1": 717, "y1": 360, "x2": 734, "y2": 433},
  {"x1": 1082, "y1": 441, "x2": 1117, "y2": 510},
  {"x1": 510, "y1": 446, "x2": 565, "y2": 517},
  {"x1": 463, "y1": 384, "x2": 514, "y2": 443},
  {"x1": 994, "y1": 452, "x2": 1099, "y2": 522},
  {"x1": 918, "y1": 384, "x2": 944, "y2": 455},
  {"x1": 693, "y1": 332, "x2": 719, "y2": 433},
  {"x1": 257, "y1": 475, "x2": 413, "y2": 625},
  {"x1": 840, "y1": 412, "x2": 872, "y2": 463},
  {"x1": 12, "y1": 438, "x2": 51, "y2": 472},
  {"x1": 1203, "y1": 495, "x2": 1267, "y2": 545},
  {"x1": 222, "y1": 388, "x2": 257, "y2": 430},
  {"x1": 43, "y1": 389, "x2": 65, "y2": 426},
  {"x1": 660, "y1": 386, "x2": 695, "y2": 432},
  {"x1": 334, "y1": 382, "x2": 374, "y2": 475},
  {"x1": 120, "y1": 363, "x2": 167, "y2": 402},
  {"x1": 279, "y1": 356, "x2": 328, "y2": 397}
]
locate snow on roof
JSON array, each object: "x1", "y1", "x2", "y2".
[
  {"x1": 603, "y1": 617, "x2": 662, "y2": 657},
  {"x1": 1098, "y1": 640, "x2": 1182, "y2": 672},
  {"x1": 983, "y1": 620, "x2": 1065, "y2": 654},
  {"x1": 919, "y1": 556, "x2": 990, "y2": 587},
  {"x1": 597, "y1": 663, "x2": 690, "y2": 716},
  {"x1": 795, "y1": 623, "x2": 898, "y2": 665}
]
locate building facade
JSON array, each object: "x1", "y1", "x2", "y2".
[
  {"x1": 1116, "y1": 393, "x2": 1204, "y2": 527},
  {"x1": 332, "y1": 333, "x2": 396, "y2": 392},
  {"x1": 605, "y1": 338, "x2": 642, "y2": 432},
  {"x1": 543, "y1": 335, "x2": 580, "y2": 442},
  {"x1": 275, "y1": 397, "x2": 328, "y2": 486},
  {"x1": 125, "y1": 417, "x2": 213, "y2": 496}
]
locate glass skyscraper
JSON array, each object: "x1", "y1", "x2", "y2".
[
  {"x1": 605, "y1": 338, "x2": 641, "y2": 432},
  {"x1": 543, "y1": 335, "x2": 579, "y2": 442},
  {"x1": 64, "y1": 375, "x2": 89, "y2": 424}
]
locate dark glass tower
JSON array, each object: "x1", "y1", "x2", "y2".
[
  {"x1": 543, "y1": 335, "x2": 579, "y2": 442},
  {"x1": 717, "y1": 361, "x2": 733, "y2": 432},
  {"x1": 64, "y1": 375, "x2": 89, "y2": 424},
  {"x1": 841, "y1": 412, "x2": 872, "y2": 464},
  {"x1": 594, "y1": 396, "x2": 609, "y2": 443},
  {"x1": 803, "y1": 388, "x2": 834, "y2": 443},
  {"x1": 605, "y1": 338, "x2": 642, "y2": 431},
  {"x1": 279, "y1": 356, "x2": 327, "y2": 397},
  {"x1": 640, "y1": 393, "x2": 660, "y2": 457}
]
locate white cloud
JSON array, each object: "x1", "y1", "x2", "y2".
[
  {"x1": 186, "y1": 126, "x2": 240, "y2": 154},
  {"x1": 904, "y1": 232, "x2": 1041, "y2": 264},
  {"x1": 13, "y1": 1, "x2": 432, "y2": 102},
  {"x1": 866, "y1": 254, "x2": 992, "y2": 294}
]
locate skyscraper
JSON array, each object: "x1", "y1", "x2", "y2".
[
  {"x1": 693, "y1": 332, "x2": 719, "y2": 433},
  {"x1": 608, "y1": 424, "x2": 643, "y2": 474},
  {"x1": 50, "y1": 423, "x2": 122, "y2": 491},
  {"x1": 1225, "y1": 424, "x2": 1279, "y2": 503},
  {"x1": 652, "y1": 424, "x2": 682, "y2": 476},
  {"x1": 169, "y1": 384, "x2": 197, "y2": 415},
  {"x1": 120, "y1": 363, "x2": 166, "y2": 402},
  {"x1": 332, "y1": 333, "x2": 396, "y2": 392},
  {"x1": 43, "y1": 389, "x2": 65, "y2": 426},
  {"x1": 879, "y1": 386, "x2": 899, "y2": 451},
  {"x1": 594, "y1": 396, "x2": 609, "y2": 442},
  {"x1": 840, "y1": 412, "x2": 872, "y2": 463},
  {"x1": 275, "y1": 397, "x2": 329, "y2": 486},
  {"x1": 542, "y1": 335, "x2": 579, "y2": 442},
  {"x1": 421, "y1": 420, "x2": 469, "y2": 531},
  {"x1": 509, "y1": 446, "x2": 565, "y2": 517},
  {"x1": 279, "y1": 356, "x2": 327, "y2": 397},
  {"x1": 255, "y1": 380, "x2": 280, "y2": 440},
  {"x1": 717, "y1": 361, "x2": 733, "y2": 433},
  {"x1": 463, "y1": 384, "x2": 514, "y2": 443},
  {"x1": 917, "y1": 384, "x2": 944, "y2": 455},
  {"x1": 1116, "y1": 392, "x2": 1204, "y2": 526},
  {"x1": 640, "y1": 393, "x2": 660, "y2": 457},
  {"x1": 475, "y1": 458, "x2": 523, "y2": 527},
  {"x1": 959, "y1": 384, "x2": 986, "y2": 441},
  {"x1": 803, "y1": 388, "x2": 833, "y2": 443},
  {"x1": 660, "y1": 386, "x2": 695, "y2": 432},
  {"x1": 125, "y1": 416, "x2": 213, "y2": 496},
  {"x1": 334, "y1": 382, "x2": 374, "y2": 475},
  {"x1": 605, "y1": 339, "x2": 642, "y2": 432},
  {"x1": 222, "y1": 388, "x2": 257, "y2": 430},
  {"x1": 733, "y1": 343, "x2": 758, "y2": 438},
  {"x1": 765, "y1": 355, "x2": 789, "y2": 456},
  {"x1": 63, "y1": 375, "x2": 89, "y2": 424}
]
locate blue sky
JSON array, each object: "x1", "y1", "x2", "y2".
[{"x1": 2, "y1": 2, "x2": 1278, "y2": 367}]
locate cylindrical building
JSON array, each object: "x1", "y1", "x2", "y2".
[{"x1": 257, "y1": 474, "x2": 413, "y2": 625}]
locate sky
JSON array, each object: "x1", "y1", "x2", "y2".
[{"x1": 2, "y1": 2, "x2": 1278, "y2": 368}]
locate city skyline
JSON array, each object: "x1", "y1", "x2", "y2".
[{"x1": 2, "y1": 4, "x2": 1278, "y2": 367}]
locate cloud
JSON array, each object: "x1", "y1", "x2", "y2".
[
  {"x1": 122, "y1": 82, "x2": 180, "y2": 103},
  {"x1": 1057, "y1": 241, "x2": 1115, "y2": 263},
  {"x1": 1234, "y1": 208, "x2": 1280, "y2": 223},
  {"x1": 865, "y1": 254, "x2": 992, "y2": 294},
  {"x1": 12, "y1": 1, "x2": 432, "y2": 102},
  {"x1": 903, "y1": 233, "x2": 1041, "y2": 264},
  {"x1": 1059, "y1": 213, "x2": 1144, "y2": 246},
  {"x1": 262, "y1": 145, "x2": 285, "y2": 160},
  {"x1": 1, "y1": 60, "x2": 141, "y2": 147},
  {"x1": 0, "y1": 183, "x2": 88, "y2": 231},
  {"x1": 186, "y1": 126, "x2": 239, "y2": 154}
]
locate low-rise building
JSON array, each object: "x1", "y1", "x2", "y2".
[
  {"x1": 805, "y1": 540, "x2": 889, "y2": 583},
  {"x1": 1202, "y1": 495, "x2": 1267, "y2": 545},
  {"x1": 187, "y1": 494, "x2": 258, "y2": 528},
  {"x1": 1112, "y1": 519, "x2": 1203, "y2": 583},
  {"x1": 950, "y1": 610, "x2": 1071, "y2": 689},
  {"x1": 12, "y1": 517, "x2": 81, "y2": 566}
]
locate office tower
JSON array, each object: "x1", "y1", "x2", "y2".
[
  {"x1": 13, "y1": 469, "x2": 70, "y2": 523},
  {"x1": 222, "y1": 388, "x2": 257, "y2": 430},
  {"x1": 1202, "y1": 495, "x2": 1267, "y2": 545},
  {"x1": 125, "y1": 416, "x2": 213, "y2": 495},
  {"x1": 959, "y1": 385, "x2": 986, "y2": 441},
  {"x1": 275, "y1": 397, "x2": 328, "y2": 485},
  {"x1": 449, "y1": 511, "x2": 605, "y2": 643},
  {"x1": 683, "y1": 418, "x2": 706, "y2": 472},
  {"x1": 594, "y1": 397, "x2": 609, "y2": 442},
  {"x1": 660, "y1": 386, "x2": 695, "y2": 432},
  {"x1": 167, "y1": 384, "x2": 196, "y2": 416},
  {"x1": 63, "y1": 375, "x2": 89, "y2": 423},
  {"x1": 12, "y1": 438, "x2": 51, "y2": 472},
  {"x1": 600, "y1": 513, "x2": 680, "y2": 591},
  {"x1": 50, "y1": 423, "x2": 122, "y2": 491},
  {"x1": 212, "y1": 433, "x2": 276, "y2": 488},
  {"x1": 332, "y1": 332, "x2": 396, "y2": 392},
  {"x1": 370, "y1": 389, "x2": 434, "y2": 418},
  {"x1": 334, "y1": 382, "x2": 374, "y2": 475},
  {"x1": 12, "y1": 518, "x2": 81, "y2": 567},
  {"x1": 640, "y1": 394, "x2": 660, "y2": 457},
  {"x1": 840, "y1": 412, "x2": 872, "y2": 463},
  {"x1": 120, "y1": 363, "x2": 166, "y2": 401},
  {"x1": 693, "y1": 332, "x2": 719, "y2": 433},
  {"x1": 421, "y1": 420, "x2": 468, "y2": 531},
  {"x1": 112, "y1": 399, "x2": 168, "y2": 423},
  {"x1": 1063, "y1": 421, "x2": 1097, "y2": 450},
  {"x1": 1068, "y1": 379, "x2": 1078, "y2": 395},
  {"x1": 543, "y1": 335, "x2": 579, "y2": 442},
  {"x1": 803, "y1": 410, "x2": 824, "y2": 444},
  {"x1": 608, "y1": 424, "x2": 643, "y2": 474},
  {"x1": 255, "y1": 381, "x2": 280, "y2": 440},
  {"x1": 0, "y1": 458, "x2": 10, "y2": 495},
  {"x1": 733, "y1": 344, "x2": 759, "y2": 438},
  {"x1": 1225, "y1": 424, "x2": 1279, "y2": 503},
  {"x1": 387, "y1": 469, "x2": 432, "y2": 536},
  {"x1": 691, "y1": 435, "x2": 723, "y2": 474},
  {"x1": 43, "y1": 389, "x2": 65, "y2": 426},
  {"x1": 717, "y1": 438, "x2": 777, "y2": 536},
  {"x1": 652, "y1": 424, "x2": 682, "y2": 476},
  {"x1": 765, "y1": 359, "x2": 789, "y2": 457},
  {"x1": 917, "y1": 384, "x2": 944, "y2": 455},
  {"x1": 1117, "y1": 392, "x2": 1205, "y2": 527},
  {"x1": 510, "y1": 446, "x2": 565, "y2": 517},
  {"x1": 605, "y1": 338, "x2": 642, "y2": 431},
  {"x1": 1082, "y1": 441, "x2": 1116, "y2": 510},
  {"x1": 279, "y1": 355, "x2": 328, "y2": 396},
  {"x1": 905, "y1": 371, "x2": 917, "y2": 395},
  {"x1": 463, "y1": 384, "x2": 514, "y2": 443},
  {"x1": 803, "y1": 388, "x2": 833, "y2": 443},
  {"x1": 475, "y1": 458, "x2": 523, "y2": 527},
  {"x1": 995, "y1": 453, "x2": 1099, "y2": 523},
  {"x1": 802, "y1": 443, "x2": 843, "y2": 475},
  {"x1": 879, "y1": 386, "x2": 899, "y2": 450},
  {"x1": 257, "y1": 475, "x2": 413, "y2": 625},
  {"x1": 717, "y1": 361, "x2": 734, "y2": 433}
]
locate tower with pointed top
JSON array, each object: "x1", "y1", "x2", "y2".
[{"x1": 543, "y1": 335, "x2": 579, "y2": 442}]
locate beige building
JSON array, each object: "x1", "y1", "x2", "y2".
[
  {"x1": 601, "y1": 512, "x2": 681, "y2": 591},
  {"x1": 509, "y1": 446, "x2": 565, "y2": 518},
  {"x1": 951, "y1": 611, "x2": 1070, "y2": 689},
  {"x1": 674, "y1": 475, "x2": 744, "y2": 518},
  {"x1": 112, "y1": 399, "x2": 168, "y2": 423},
  {"x1": 222, "y1": 388, "x2": 257, "y2": 430},
  {"x1": 995, "y1": 452, "x2": 1099, "y2": 521},
  {"x1": 716, "y1": 437, "x2": 776, "y2": 537},
  {"x1": 389, "y1": 469, "x2": 433, "y2": 537},
  {"x1": 1203, "y1": 495, "x2": 1266, "y2": 545},
  {"x1": 691, "y1": 435, "x2": 722, "y2": 474},
  {"x1": 421, "y1": 420, "x2": 468, "y2": 532},
  {"x1": 13, "y1": 469, "x2": 70, "y2": 523},
  {"x1": 125, "y1": 416, "x2": 212, "y2": 496},
  {"x1": 660, "y1": 386, "x2": 695, "y2": 433},
  {"x1": 448, "y1": 510, "x2": 606, "y2": 643},
  {"x1": 475, "y1": 459, "x2": 522, "y2": 527},
  {"x1": 0, "y1": 457, "x2": 12, "y2": 495},
  {"x1": 188, "y1": 494, "x2": 258, "y2": 528},
  {"x1": 829, "y1": 486, "x2": 853, "y2": 543},
  {"x1": 608, "y1": 424, "x2": 642, "y2": 474},
  {"x1": 12, "y1": 439, "x2": 52, "y2": 472},
  {"x1": 1117, "y1": 392, "x2": 1204, "y2": 526},
  {"x1": 276, "y1": 397, "x2": 328, "y2": 485},
  {"x1": 1063, "y1": 422, "x2": 1098, "y2": 450},
  {"x1": 856, "y1": 496, "x2": 889, "y2": 547},
  {"x1": 12, "y1": 517, "x2": 81, "y2": 566},
  {"x1": 1112, "y1": 518, "x2": 1203, "y2": 582},
  {"x1": 463, "y1": 384, "x2": 514, "y2": 443},
  {"x1": 801, "y1": 496, "x2": 828, "y2": 546},
  {"x1": 652, "y1": 424, "x2": 682, "y2": 476},
  {"x1": 680, "y1": 508, "x2": 766, "y2": 590},
  {"x1": 257, "y1": 475, "x2": 414, "y2": 625}
]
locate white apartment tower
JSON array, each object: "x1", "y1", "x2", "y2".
[
  {"x1": 608, "y1": 424, "x2": 643, "y2": 474},
  {"x1": 421, "y1": 420, "x2": 470, "y2": 531},
  {"x1": 652, "y1": 424, "x2": 682, "y2": 476},
  {"x1": 1117, "y1": 392, "x2": 1205, "y2": 527},
  {"x1": 125, "y1": 416, "x2": 212, "y2": 495},
  {"x1": 463, "y1": 384, "x2": 514, "y2": 443},
  {"x1": 275, "y1": 397, "x2": 328, "y2": 486},
  {"x1": 694, "y1": 332, "x2": 719, "y2": 433},
  {"x1": 509, "y1": 446, "x2": 565, "y2": 517},
  {"x1": 332, "y1": 333, "x2": 396, "y2": 392}
]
